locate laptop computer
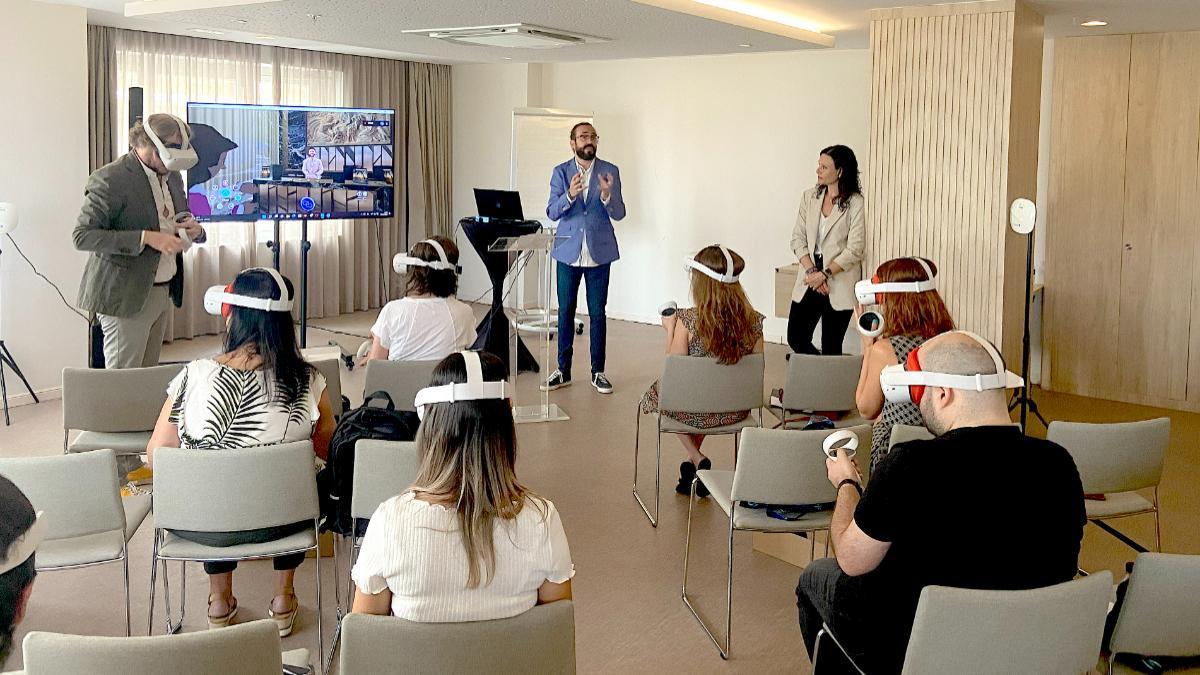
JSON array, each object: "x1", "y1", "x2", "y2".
[{"x1": 474, "y1": 188, "x2": 525, "y2": 221}]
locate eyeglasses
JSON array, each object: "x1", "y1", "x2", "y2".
[{"x1": 574, "y1": 133, "x2": 599, "y2": 142}]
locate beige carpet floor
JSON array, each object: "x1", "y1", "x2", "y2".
[{"x1": 0, "y1": 309, "x2": 1195, "y2": 673}]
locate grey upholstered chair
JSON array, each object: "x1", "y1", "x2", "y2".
[
  {"x1": 1048, "y1": 418, "x2": 1169, "y2": 551},
  {"x1": 1107, "y1": 553, "x2": 1200, "y2": 674},
  {"x1": 0, "y1": 448, "x2": 150, "y2": 636},
  {"x1": 767, "y1": 354, "x2": 864, "y2": 428},
  {"x1": 633, "y1": 353, "x2": 765, "y2": 527},
  {"x1": 363, "y1": 358, "x2": 440, "y2": 411},
  {"x1": 310, "y1": 357, "x2": 344, "y2": 419},
  {"x1": 683, "y1": 425, "x2": 872, "y2": 659},
  {"x1": 338, "y1": 601, "x2": 576, "y2": 674},
  {"x1": 20, "y1": 619, "x2": 311, "y2": 675},
  {"x1": 148, "y1": 441, "x2": 323, "y2": 659},
  {"x1": 814, "y1": 571, "x2": 1113, "y2": 674},
  {"x1": 327, "y1": 439, "x2": 420, "y2": 672},
  {"x1": 61, "y1": 364, "x2": 183, "y2": 457},
  {"x1": 887, "y1": 424, "x2": 934, "y2": 451}
]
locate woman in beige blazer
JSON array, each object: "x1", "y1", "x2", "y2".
[{"x1": 788, "y1": 145, "x2": 866, "y2": 355}]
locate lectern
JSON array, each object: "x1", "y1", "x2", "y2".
[{"x1": 460, "y1": 217, "x2": 541, "y2": 374}]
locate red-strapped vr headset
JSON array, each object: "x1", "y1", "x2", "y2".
[{"x1": 879, "y1": 330, "x2": 1024, "y2": 405}]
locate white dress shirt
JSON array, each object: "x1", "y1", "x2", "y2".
[
  {"x1": 564, "y1": 158, "x2": 612, "y2": 268},
  {"x1": 138, "y1": 156, "x2": 178, "y2": 283}
]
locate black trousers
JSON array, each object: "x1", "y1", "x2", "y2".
[
  {"x1": 787, "y1": 289, "x2": 853, "y2": 355},
  {"x1": 171, "y1": 521, "x2": 310, "y2": 575},
  {"x1": 796, "y1": 558, "x2": 907, "y2": 674}
]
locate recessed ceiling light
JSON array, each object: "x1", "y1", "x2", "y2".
[
  {"x1": 1080, "y1": 20, "x2": 1108, "y2": 27},
  {"x1": 231, "y1": 18, "x2": 248, "y2": 24},
  {"x1": 692, "y1": 0, "x2": 821, "y2": 33},
  {"x1": 738, "y1": 43, "x2": 752, "y2": 47},
  {"x1": 502, "y1": 57, "x2": 513, "y2": 60},
  {"x1": 192, "y1": 28, "x2": 225, "y2": 35}
]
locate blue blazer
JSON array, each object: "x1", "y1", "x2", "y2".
[{"x1": 546, "y1": 157, "x2": 626, "y2": 265}]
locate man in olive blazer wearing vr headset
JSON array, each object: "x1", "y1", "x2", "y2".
[{"x1": 73, "y1": 113, "x2": 207, "y2": 369}]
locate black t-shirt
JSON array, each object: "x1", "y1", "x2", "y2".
[{"x1": 853, "y1": 425, "x2": 1086, "y2": 635}]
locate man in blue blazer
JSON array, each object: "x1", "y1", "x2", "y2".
[{"x1": 541, "y1": 122, "x2": 626, "y2": 394}]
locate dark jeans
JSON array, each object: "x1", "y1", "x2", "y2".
[
  {"x1": 556, "y1": 261, "x2": 611, "y2": 377},
  {"x1": 171, "y1": 521, "x2": 310, "y2": 575},
  {"x1": 788, "y1": 291, "x2": 853, "y2": 355},
  {"x1": 797, "y1": 558, "x2": 906, "y2": 674}
]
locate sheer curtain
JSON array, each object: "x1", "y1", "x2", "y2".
[{"x1": 87, "y1": 28, "x2": 451, "y2": 339}]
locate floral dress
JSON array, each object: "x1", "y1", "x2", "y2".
[
  {"x1": 870, "y1": 334, "x2": 927, "y2": 471},
  {"x1": 639, "y1": 307, "x2": 764, "y2": 429}
]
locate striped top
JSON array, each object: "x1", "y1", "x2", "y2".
[{"x1": 351, "y1": 492, "x2": 575, "y2": 622}]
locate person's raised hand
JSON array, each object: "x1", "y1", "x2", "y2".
[
  {"x1": 599, "y1": 173, "x2": 614, "y2": 201},
  {"x1": 145, "y1": 230, "x2": 184, "y2": 256},
  {"x1": 825, "y1": 448, "x2": 862, "y2": 487},
  {"x1": 568, "y1": 172, "x2": 584, "y2": 200}
]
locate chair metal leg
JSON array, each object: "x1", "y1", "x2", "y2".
[
  {"x1": 632, "y1": 407, "x2": 661, "y2": 527},
  {"x1": 1153, "y1": 489, "x2": 1162, "y2": 552},
  {"x1": 325, "y1": 532, "x2": 347, "y2": 674},
  {"x1": 824, "y1": 532, "x2": 831, "y2": 558},
  {"x1": 122, "y1": 542, "x2": 132, "y2": 636},
  {"x1": 813, "y1": 623, "x2": 867, "y2": 675},
  {"x1": 178, "y1": 562, "x2": 187, "y2": 631},
  {"x1": 161, "y1": 557, "x2": 173, "y2": 634},
  {"x1": 810, "y1": 531, "x2": 817, "y2": 562},
  {"x1": 733, "y1": 432, "x2": 739, "y2": 466},
  {"x1": 147, "y1": 531, "x2": 159, "y2": 635},
  {"x1": 681, "y1": 475, "x2": 734, "y2": 659},
  {"x1": 314, "y1": 524, "x2": 325, "y2": 675}
]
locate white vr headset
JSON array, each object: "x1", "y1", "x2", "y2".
[
  {"x1": 144, "y1": 114, "x2": 198, "y2": 172},
  {"x1": 879, "y1": 330, "x2": 1024, "y2": 405},
  {"x1": 393, "y1": 239, "x2": 461, "y2": 275},
  {"x1": 683, "y1": 245, "x2": 740, "y2": 284},
  {"x1": 413, "y1": 350, "x2": 510, "y2": 421},
  {"x1": 203, "y1": 267, "x2": 295, "y2": 317},
  {"x1": 854, "y1": 257, "x2": 938, "y2": 338},
  {"x1": 0, "y1": 511, "x2": 45, "y2": 575}
]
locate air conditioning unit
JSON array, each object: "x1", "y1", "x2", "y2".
[{"x1": 403, "y1": 24, "x2": 607, "y2": 49}]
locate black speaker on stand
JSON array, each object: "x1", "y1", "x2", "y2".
[{"x1": 1007, "y1": 197, "x2": 1049, "y2": 432}]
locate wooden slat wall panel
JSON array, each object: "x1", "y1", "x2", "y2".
[
  {"x1": 1042, "y1": 35, "x2": 1130, "y2": 398},
  {"x1": 1121, "y1": 32, "x2": 1200, "y2": 401},
  {"x1": 867, "y1": 3, "x2": 1033, "y2": 353}
]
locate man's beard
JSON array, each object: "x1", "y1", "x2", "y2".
[
  {"x1": 919, "y1": 396, "x2": 949, "y2": 437},
  {"x1": 575, "y1": 144, "x2": 596, "y2": 160}
]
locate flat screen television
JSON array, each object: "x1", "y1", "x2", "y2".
[{"x1": 185, "y1": 102, "x2": 395, "y2": 222}]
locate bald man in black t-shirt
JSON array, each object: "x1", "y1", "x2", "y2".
[{"x1": 796, "y1": 332, "x2": 1086, "y2": 674}]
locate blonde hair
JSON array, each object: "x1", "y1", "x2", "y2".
[
  {"x1": 410, "y1": 352, "x2": 544, "y2": 588},
  {"x1": 129, "y1": 114, "x2": 190, "y2": 150},
  {"x1": 690, "y1": 245, "x2": 759, "y2": 364}
]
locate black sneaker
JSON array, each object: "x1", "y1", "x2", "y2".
[
  {"x1": 591, "y1": 372, "x2": 613, "y2": 394},
  {"x1": 540, "y1": 370, "x2": 571, "y2": 391},
  {"x1": 676, "y1": 461, "x2": 697, "y2": 495}
]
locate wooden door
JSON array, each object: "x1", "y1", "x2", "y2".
[
  {"x1": 1044, "y1": 35, "x2": 1130, "y2": 399},
  {"x1": 1119, "y1": 32, "x2": 1200, "y2": 401}
]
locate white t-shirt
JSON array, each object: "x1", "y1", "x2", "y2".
[
  {"x1": 351, "y1": 492, "x2": 575, "y2": 622},
  {"x1": 166, "y1": 359, "x2": 326, "y2": 449},
  {"x1": 370, "y1": 296, "x2": 476, "y2": 362}
]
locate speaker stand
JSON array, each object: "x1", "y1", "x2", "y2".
[{"x1": 0, "y1": 339, "x2": 38, "y2": 426}]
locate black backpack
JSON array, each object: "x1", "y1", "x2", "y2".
[{"x1": 318, "y1": 391, "x2": 419, "y2": 536}]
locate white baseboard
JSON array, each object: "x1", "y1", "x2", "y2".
[{"x1": 5, "y1": 386, "x2": 62, "y2": 408}]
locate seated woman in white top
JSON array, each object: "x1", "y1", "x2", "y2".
[
  {"x1": 367, "y1": 236, "x2": 477, "y2": 362},
  {"x1": 146, "y1": 267, "x2": 336, "y2": 636},
  {"x1": 351, "y1": 351, "x2": 574, "y2": 621}
]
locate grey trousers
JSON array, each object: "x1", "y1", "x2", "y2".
[
  {"x1": 797, "y1": 557, "x2": 905, "y2": 674},
  {"x1": 98, "y1": 285, "x2": 172, "y2": 369}
]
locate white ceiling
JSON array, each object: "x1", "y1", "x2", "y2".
[{"x1": 46, "y1": 0, "x2": 1200, "y2": 64}]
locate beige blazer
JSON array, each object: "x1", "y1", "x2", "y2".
[{"x1": 790, "y1": 187, "x2": 866, "y2": 311}]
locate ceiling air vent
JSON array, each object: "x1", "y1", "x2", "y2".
[{"x1": 403, "y1": 24, "x2": 607, "y2": 49}]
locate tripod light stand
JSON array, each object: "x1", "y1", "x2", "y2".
[
  {"x1": 0, "y1": 202, "x2": 41, "y2": 426},
  {"x1": 1007, "y1": 197, "x2": 1048, "y2": 432}
]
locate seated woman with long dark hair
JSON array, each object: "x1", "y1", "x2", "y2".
[
  {"x1": 350, "y1": 351, "x2": 573, "y2": 621},
  {"x1": 640, "y1": 245, "x2": 764, "y2": 497},
  {"x1": 146, "y1": 267, "x2": 336, "y2": 636},
  {"x1": 853, "y1": 256, "x2": 954, "y2": 469}
]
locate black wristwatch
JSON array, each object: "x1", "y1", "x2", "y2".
[
  {"x1": 823, "y1": 268, "x2": 834, "y2": 281},
  {"x1": 837, "y1": 478, "x2": 863, "y2": 496}
]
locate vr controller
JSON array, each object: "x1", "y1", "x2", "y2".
[
  {"x1": 174, "y1": 211, "x2": 193, "y2": 251},
  {"x1": 659, "y1": 301, "x2": 678, "y2": 317},
  {"x1": 822, "y1": 429, "x2": 859, "y2": 460}
]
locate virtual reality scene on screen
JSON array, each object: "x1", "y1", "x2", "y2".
[{"x1": 185, "y1": 103, "x2": 395, "y2": 221}]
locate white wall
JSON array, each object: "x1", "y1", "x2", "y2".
[
  {"x1": 451, "y1": 50, "x2": 872, "y2": 344},
  {"x1": 0, "y1": 0, "x2": 89, "y2": 403}
]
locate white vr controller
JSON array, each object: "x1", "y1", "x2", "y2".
[
  {"x1": 413, "y1": 350, "x2": 510, "y2": 421},
  {"x1": 822, "y1": 429, "x2": 859, "y2": 460},
  {"x1": 853, "y1": 258, "x2": 938, "y2": 338},
  {"x1": 393, "y1": 239, "x2": 461, "y2": 275},
  {"x1": 659, "y1": 300, "x2": 678, "y2": 317},
  {"x1": 144, "y1": 114, "x2": 198, "y2": 172}
]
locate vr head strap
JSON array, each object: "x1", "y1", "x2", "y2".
[
  {"x1": 683, "y1": 245, "x2": 740, "y2": 284},
  {"x1": 414, "y1": 350, "x2": 510, "y2": 420},
  {"x1": 880, "y1": 330, "x2": 1024, "y2": 405},
  {"x1": 143, "y1": 114, "x2": 198, "y2": 172},
  {"x1": 854, "y1": 257, "x2": 937, "y2": 306},
  {"x1": 203, "y1": 267, "x2": 295, "y2": 318},
  {"x1": 394, "y1": 239, "x2": 461, "y2": 275},
  {"x1": 0, "y1": 511, "x2": 45, "y2": 575}
]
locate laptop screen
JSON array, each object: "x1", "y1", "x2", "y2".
[{"x1": 474, "y1": 189, "x2": 525, "y2": 221}]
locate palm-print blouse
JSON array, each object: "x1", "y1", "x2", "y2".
[{"x1": 166, "y1": 359, "x2": 327, "y2": 449}]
